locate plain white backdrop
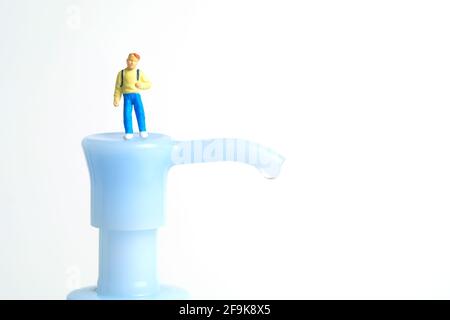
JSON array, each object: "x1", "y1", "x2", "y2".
[{"x1": 1, "y1": 0, "x2": 450, "y2": 299}]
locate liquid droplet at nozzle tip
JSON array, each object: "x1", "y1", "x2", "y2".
[{"x1": 257, "y1": 155, "x2": 285, "y2": 179}]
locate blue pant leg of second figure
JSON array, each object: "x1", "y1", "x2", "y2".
[
  {"x1": 123, "y1": 94, "x2": 134, "y2": 134},
  {"x1": 133, "y1": 93, "x2": 148, "y2": 135}
]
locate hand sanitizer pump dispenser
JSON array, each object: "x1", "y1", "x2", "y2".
[{"x1": 68, "y1": 132, "x2": 284, "y2": 300}]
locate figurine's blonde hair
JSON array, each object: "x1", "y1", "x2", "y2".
[{"x1": 128, "y1": 53, "x2": 141, "y2": 60}]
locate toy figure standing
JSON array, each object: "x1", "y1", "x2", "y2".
[{"x1": 114, "y1": 53, "x2": 151, "y2": 140}]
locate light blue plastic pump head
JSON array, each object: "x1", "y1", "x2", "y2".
[{"x1": 67, "y1": 132, "x2": 284, "y2": 300}]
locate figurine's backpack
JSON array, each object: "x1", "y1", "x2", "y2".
[{"x1": 120, "y1": 69, "x2": 140, "y2": 88}]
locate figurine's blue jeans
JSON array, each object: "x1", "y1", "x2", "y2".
[{"x1": 123, "y1": 93, "x2": 147, "y2": 134}]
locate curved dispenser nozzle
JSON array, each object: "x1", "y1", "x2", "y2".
[
  {"x1": 171, "y1": 138, "x2": 285, "y2": 179},
  {"x1": 67, "y1": 133, "x2": 285, "y2": 300}
]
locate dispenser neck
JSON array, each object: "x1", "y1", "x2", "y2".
[{"x1": 97, "y1": 229, "x2": 159, "y2": 298}]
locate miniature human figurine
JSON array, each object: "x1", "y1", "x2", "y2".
[{"x1": 113, "y1": 53, "x2": 152, "y2": 140}]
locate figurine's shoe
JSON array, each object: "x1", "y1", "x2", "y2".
[
  {"x1": 140, "y1": 131, "x2": 149, "y2": 139},
  {"x1": 123, "y1": 133, "x2": 134, "y2": 140}
]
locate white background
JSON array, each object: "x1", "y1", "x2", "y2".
[{"x1": 1, "y1": 0, "x2": 450, "y2": 299}]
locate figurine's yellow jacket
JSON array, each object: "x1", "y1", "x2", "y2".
[{"x1": 114, "y1": 68, "x2": 151, "y2": 101}]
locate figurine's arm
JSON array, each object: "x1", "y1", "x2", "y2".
[
  {"x1": 113, "y1": 72, "x2": 122, "y2": 107},
  {"x1": 135, "y1": 71, "x2": 152, "y2": 90}
]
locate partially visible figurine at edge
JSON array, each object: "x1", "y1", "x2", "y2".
[{"x1": 113, "y1": 53, "x2": 152, "y2": 140}]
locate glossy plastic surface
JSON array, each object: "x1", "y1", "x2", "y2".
[{"x1": 68, "y1": 132, "x2": 284, "y2": 300}]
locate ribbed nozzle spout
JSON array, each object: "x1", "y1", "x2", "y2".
[{"x1": 171, "y1": 138, "x2": 285, "y2": 179}]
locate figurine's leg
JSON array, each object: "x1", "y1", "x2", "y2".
[
  {"x1": 123, "y1": 95, "x2": 134, "y2": 140},
  {"x1": 134, "y1": 94, "x2": 148, "y2": 138}
]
